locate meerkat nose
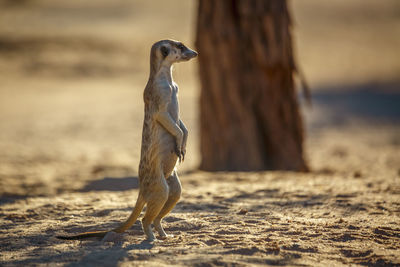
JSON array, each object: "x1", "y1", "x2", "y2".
[{"x1": 188, "y1": 50, "x2": 198, "y2": 59}]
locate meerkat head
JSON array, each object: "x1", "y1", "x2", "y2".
[{"x1": 154, "y1": 39, "x2": 198, "y2": 65}]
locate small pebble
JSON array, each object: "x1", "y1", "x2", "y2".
[
  {"x1": 238, "y1": 208, "x2": 248, "y2": 215},
  {"x1": 102, "y1": 232, "x2": 123, "y2": 243}
]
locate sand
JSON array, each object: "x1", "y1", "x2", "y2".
[
  {"x1": 2, "y1": 157, "x2": 400, "y2": 266},
  {"x1": 1, "y1": 0, "x2": 399, "y2": 266}
]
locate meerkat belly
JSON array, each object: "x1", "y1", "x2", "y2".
[{"x1": 157, "y1": 128, "x2": 178, "y2": 177}]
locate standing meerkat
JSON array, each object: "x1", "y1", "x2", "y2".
[{"x1": 57, "y1": 39, "x2": 197, "y2": 241}]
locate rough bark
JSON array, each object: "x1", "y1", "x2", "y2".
[{"x1": 196, "y1": 0, "x2": 308, "y2": 171}]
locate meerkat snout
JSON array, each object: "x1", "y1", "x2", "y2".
[
  {"x1": 179, "y1": 44, "x2": 197, "y2": 60},
  {"x1": 182, "y1": 48, "x2": 197, "y2": 60}
]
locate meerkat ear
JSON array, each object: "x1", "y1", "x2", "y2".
[{"x1": 160, "y1": 46, "x2": 169, "y2": 58}]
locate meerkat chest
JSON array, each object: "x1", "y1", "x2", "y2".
[
  {"x1": 168, "y1": 83, "x2": 179, "y2": 121},
  {"x1": 153, "y1": 70, "x2": 179, "y2": 121}
]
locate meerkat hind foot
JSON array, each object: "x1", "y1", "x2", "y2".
[
  {"x1": 154, "y1": 225, "x2": 174, "y2": 240},
  {"x1": 142, "y1": 222, "x2": 156, "y2": 242},
  {"x1": 158, "y1": 233, "x2": 174, "y2": 240},
  {"x1": 154, "y1": 220, "x2": 167, "y2": 237},
  {"x1": 146, "y1": 235, "x2": 156, "y2": 242}
]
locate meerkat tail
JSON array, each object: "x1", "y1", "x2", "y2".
[
  {"x1": 56, "y1": 231, "x2": 108, "y2": 240},
  {"x1": 56, "y1": 194, "x2": 145, "y2": 240},
  {"x1": 111, "y1": 193, "x2": 145, "y2": 233}
]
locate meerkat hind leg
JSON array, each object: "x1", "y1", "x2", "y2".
[
  {"x1": 141, "y1": 179, "x2": 169, "y2": 241},
  {"x1": 154, "y1": 171, "x2": 182, "y2": 239}
]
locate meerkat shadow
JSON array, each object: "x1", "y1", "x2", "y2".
[{"x1": 80, "y1": 176, "x2": 139, "y2": 192}]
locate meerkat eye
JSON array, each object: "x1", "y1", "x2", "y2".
[{"x1": 177, "y1": 44, "x2": 185, "y2": 51}]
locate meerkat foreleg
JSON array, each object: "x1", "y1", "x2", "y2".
[
  {"x1": 154, "y1": 171, "x2": 182, "y2": 238},
  {"x1": 179, "y1": 120, "x2": 188, "y2": 161},
  {"x1": 155, "y1": 111, "x2": 184, "y2": 159}
]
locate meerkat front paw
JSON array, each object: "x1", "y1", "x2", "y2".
[
  {"x1": 180, "y1": 141, "x2": 186, "y2": 162},
  {"x1": 174, "y1": 145, "x2": 183, "y2": 162},
  {"x1": 174, "y1": 141, "x2": 185, "y2": 162},
  {"x1": 181, "y1": 148, "x2": 186, "y2": 162}
]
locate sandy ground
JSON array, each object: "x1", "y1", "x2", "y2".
[{"x1": 1, "y1": 0, "x2": 400, "y2": 266}]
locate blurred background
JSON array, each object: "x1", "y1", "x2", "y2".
[{"x1": 0, "y1": 0, "x2": 399, "y2": 197}]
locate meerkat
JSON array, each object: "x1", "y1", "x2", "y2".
[{"x1": 57, "y1": 39, "x2": 197, "y2": 241}]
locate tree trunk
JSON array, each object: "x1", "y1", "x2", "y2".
[{"x1": 196, "y1": 0, "x2": 308, "y2": 171}]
